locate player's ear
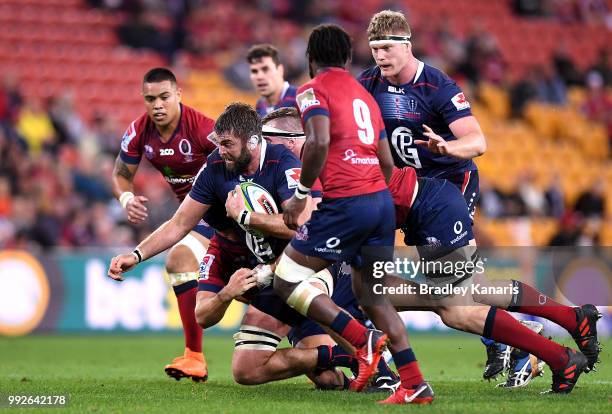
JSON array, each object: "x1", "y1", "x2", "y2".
[
  {"x1": 176, "y1": 87, "x2": 182, "y2": 102},
  {"x1": 278, "y1": 64, "x2": 285, "y2": 78}
]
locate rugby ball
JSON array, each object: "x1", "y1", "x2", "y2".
[{"x1": 237, "y1": 182, "x2": 279, "y2": 236}]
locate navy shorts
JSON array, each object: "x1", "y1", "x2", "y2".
[
  {"x1": 249, "y1": 263, "x2": 364, "y2": 346},
  {"x1": 443, "y1": 170, "x2": 479, "y2": 221},
  {"x1": 287, "y1": 263, "x2": 364, "y2": 346},
  {"x1": 192, "y1": 220, "x2": 215, "y2": 239},
  {"x1": 291, "y1": 190, "x2": 396, "y2": 267},
  {"x1": 402, "y1": 177, "x2": 473, "y2": 250}
]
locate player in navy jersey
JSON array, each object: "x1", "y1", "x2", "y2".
[
  {"x1": 358, "y1": 9, "x2": 503, "y2": 377},
  {"x1": 272, "y1": 24, "x2": 433, "y2": 405},
  {"x1": 358, "y1": 10, "x2": 486, "y2": 221},
  {"x1": 263, "y1": 108, "x2": 599, "y2": 394},
  {"x1": 110, "y1": 68, "x2": 216, "y2": 382},
  {"x1": 247, "y1": 44, "x2": 299, "y2": 118}
]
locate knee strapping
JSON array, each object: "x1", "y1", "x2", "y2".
[
  {"x1": 233, "y1": 325, "x2": 281, "y2": 352},
  {"x1": 275, "y1": 253, "x2": 316, "y2": 283},
  {"x1": 167, "y1": 272, "x2": 199, "y2": 287}
]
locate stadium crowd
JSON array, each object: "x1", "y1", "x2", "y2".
[{"x1": 1, "y1": 0, "x2": 610, "y2": 251}]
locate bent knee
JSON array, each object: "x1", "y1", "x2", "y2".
[
  {"x1": 166, "y1": 244, "x2": 198, "y2": 273},
  {"x1": 231, "y1": 352, "x2": 269, "y2": 385}
]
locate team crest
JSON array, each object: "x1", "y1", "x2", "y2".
[
  {"x1": 120, "y1": 121, "x2": 136, "y2": 152},
  {"x1": 144, "y1": 145, "x2": 154, "y2": 160},
  {"x1": 296, "y1": 88, "x2": 320, "y2": 112},
  {"x1": 179, "y1": 138, "x2": 193, "y2": 162},
  {"x1": 284, "y1": 168, "x2": 301, "y2": 189},
  {"x1": 407, "y1": 98, "x2": 418, "y2": 112},
  {"x1": 451, "y1": 92, "x2": 470, "y2": 110}
]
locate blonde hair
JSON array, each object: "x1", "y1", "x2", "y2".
[{"x1": 367, "y1": 10, "x2": 411, "y2": 39}]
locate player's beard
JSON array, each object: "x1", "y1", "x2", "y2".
[{"x1": 226, "y1": 145, "x2": 252, "y2": 173}]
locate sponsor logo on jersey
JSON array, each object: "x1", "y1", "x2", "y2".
[
  {"x1": 120, "y1": 121, "x2": 136, "y2": 153},
  {"x1": 451, "y1": 92, "x2": 470, "y2": 110},
  {"x1": 164, "y1": 176, "x2": 195, "y2": 184},
  {"x1": 284, "y1": 168, "x2": 301, "y2": 189},
  {"x1": 296, "y1": 88, "x2": 320, "y2": 112},
  {"x1": 388, "y1": 85, "x2": 405, "y2": 94},
  {"x1": 341, "y1": 149, "x2": 380, "y2": 165},
  {"x1": 160, "y1": 148, "x2": 174, "y2": 156}
]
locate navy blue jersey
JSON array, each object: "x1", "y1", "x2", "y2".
[
  {"x1": 189, "y1": 141, "x2": 303, "y2": 263},
  {"x1": 358, "y1": 62, "x2": 476, "y2": 179},
  {"x1": 255, "y1": 82, "x2": 299, "y2": 118}
]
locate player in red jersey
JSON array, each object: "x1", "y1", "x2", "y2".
[
  {"x1": 272, "y1": 24, "x2": 433, "y2": 405},
  {"x1": 110, "y1": 68, "x2": 216, "y2": 382}
]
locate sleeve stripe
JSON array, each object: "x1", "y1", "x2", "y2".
[
  {"x1": 302, "y1": 107, "x2": 329, "y2": 123},
  {"x1": 119, "y1": 152, "x2": 141, "y2": 164}
]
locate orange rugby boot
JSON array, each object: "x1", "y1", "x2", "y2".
[{"x1": 164, "y1": 348, "x2": 208, "y2": 382}]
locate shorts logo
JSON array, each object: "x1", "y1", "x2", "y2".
[
  {"x1": 453, "y1": 221, "x2": 463, "y2": 235},
  {"x1": 295, "y1": 224, "x2": 309, "y2": 241},
  {"x1": 451, "y1": 92, "x2": 470, "y2": 111},
  {"x1": 120, "y1": 121, "x2": 137, "y2": 153},
  {"x1": 296, "y1": 88, "x2": 320, "y2": 112},
  {"x1": 425, "y1": 236, "x2": 441, "y2": 247},
  {"x1": 326, "y1": 237, "x2": 340, "y2": 248},
  {"x1": 199, "y1": 254, "x2": 215, "y2": 280},
  {"x1": 285, "y1": 168, "x2": 301, "y2": 189}
]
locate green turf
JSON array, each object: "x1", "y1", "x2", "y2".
[{"x1": 0, "y1": 333, "x2": 609, "y2": 413}]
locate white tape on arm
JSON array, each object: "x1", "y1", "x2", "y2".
[{"x1": 119, "y1": 192, "x2": 135, "y2": 209}]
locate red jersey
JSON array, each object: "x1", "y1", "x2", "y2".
[
  {"x1": 120, "y1": 104, "x2": 216, "y2": 202},
  {"x1": 388, "y1": 166, "x2": 418, "y2": 226},
  {"x1": 296, "y1": 68, "x2": 387, "y2": 198}
]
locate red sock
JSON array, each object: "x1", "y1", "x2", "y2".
[
  {"x1": 330, "y1": 312, "x2": 367, "y2": 347},
  {"x1": 175, "y1": 286, "x2": 202, "y2": 353},
  {"x1": 485, "y1": 307, "x2": 568, "y2": 371},
  {"x1": 398, "y1": 362, "x2": 423, "y2": 388},
  {"x1": 394, "y1": 349, "x2": 423, "y2": 388},
  {"x1": 509, "y1": 281, "x2": 577, "y2": 332}
]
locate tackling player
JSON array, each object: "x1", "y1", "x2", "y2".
[
  {"x1": 261, "y1": 107, "x2": 601, "y2": 393},
  {"x1": 273, "y1": 24, "x2": 434, "y2": 405},
  {"x1": 111, "y1": 68, "x2": 216, "y2": 382},
  {"x1": 247, "y1": 44, "x2": 299, "y2": 118}
]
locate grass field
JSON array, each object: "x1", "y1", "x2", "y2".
[{"x1": 0, "y1": 333, "x2": 609, "y2": 413}]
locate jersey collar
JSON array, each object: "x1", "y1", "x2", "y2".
[
  {"x1": 413, "y1": 60, "x2": 424, "y2": 84},
  {"x1": 258, "y1": 138, "x2": 268, "y2": 171}
]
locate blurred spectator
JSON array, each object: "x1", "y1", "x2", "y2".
[
  {"x1": 479, "y1": 178, "x2": 504, "y2": 218},
  {"x1": 574, "y1": 178, "x2": 606, "y2": 218},
  {"x1": 548, "y1": 211, "x2": 581, "y2": 246},
  {"x1": 16, "y1": 99, "x2": 56, "y2": 155},
  {"x1": 583, "y1": 70, "x2": 612, "y2": 143},
  {"x1": 518, "y1": 171, "x2": 547, "y2": 216},
  {"x1": 513, "y1": 0, "x2": 546, "y2": 17},
  {"x1": 552, "y1": 41, "x2": 583, "y2": 86},
  {"x1": 533, "y1": 64, "x2": 567, "y2": 105},
  {"x1": 589, "y1": 47, "x2": 612, "y2": 87},
  {"x1": 48, "y1": 93, "x2": 88, "y2": 146},
  {"x1": 502, "y1": 178, "x2": 528, "y2": 217},
  {"x1": 510, "y1": 68, "x2": 539, "y2": 118},
  {"x1": 544, "y1": 173, "x2": 565, "y2": 217}
]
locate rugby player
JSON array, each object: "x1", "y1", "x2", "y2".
[
  {"x1": 359, "y1": 9, "x2": 516, "y2": 380},
  {"x1": 265, "y1": 107, "x2": 600, "y2": 394},
  {"x1": 247, "y1": 44, "x2": 299, "y2": 118},
  {"x1": 272, "y1": 24, "x2": 434, "y2": 405},
  {"x1": 111, "y1": 68, "x2": 216, "y2": 382}
]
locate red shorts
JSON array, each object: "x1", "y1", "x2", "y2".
[{"x1": 197, "y1": 234, "x2": 253, "y2": 293}]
